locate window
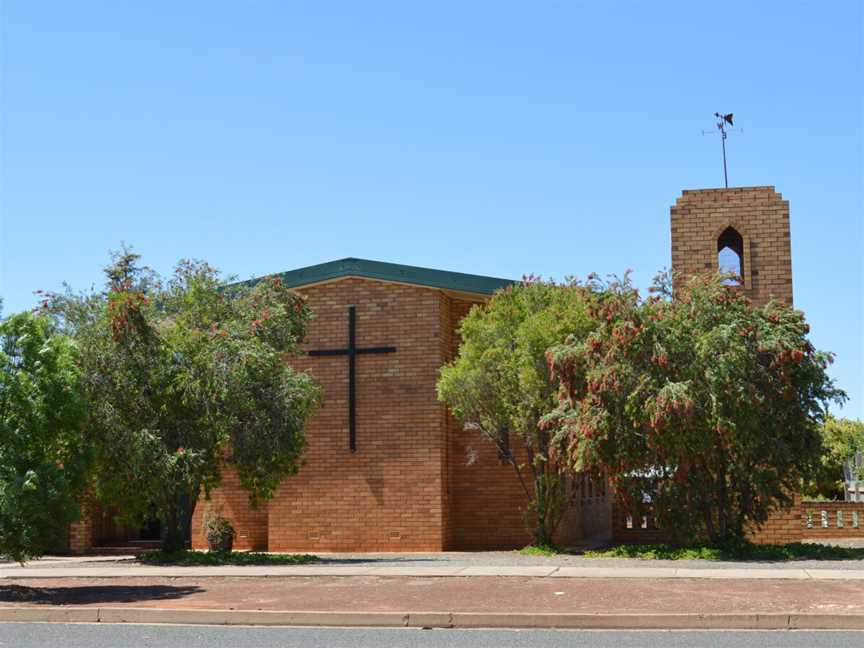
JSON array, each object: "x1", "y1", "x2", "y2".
[{"x1": 717, "y1": 226, "x2": 744, "y2": 285}]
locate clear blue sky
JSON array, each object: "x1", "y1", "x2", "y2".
[{"x1": 1, "y1": 2, "x2": 861, "y2": 417}]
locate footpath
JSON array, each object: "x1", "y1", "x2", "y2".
[{"x1": 2, "y1": 554, "x2": 864, "y2": 630}]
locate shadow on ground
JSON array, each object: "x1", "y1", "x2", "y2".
[{"x1": 0, "y1": 584, "x2": 203, "y2": 605}]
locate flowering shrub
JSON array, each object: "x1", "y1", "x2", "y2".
[
  {"x1": 45, "y1": 248, "x2": 321, "y2": 552},
  {"x1": 437, "y1": 277, "x2": 595, "y2": 546},
  {"x1": 544, "y1": 271, "x2": 845, "y2": 544}
]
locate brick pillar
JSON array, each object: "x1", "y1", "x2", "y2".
[
  {"x1": 670, "y1": 186, "x2": 793, "y2": 307},
  {"x1": 68, "y1": 512, "x2": 94, "y2": 554}
]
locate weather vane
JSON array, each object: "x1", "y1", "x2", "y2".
[{"x1": 705, "y1": 112, "x2": 735, "y2": 188}]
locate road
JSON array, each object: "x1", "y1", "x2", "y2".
[{"x1": 1, "y1": 624, "x2": 863, "y2": 648}]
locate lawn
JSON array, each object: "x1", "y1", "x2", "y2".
[
  {"x1": 518, "y1": 544, "x2": 561, "y2": 557},
  {"x1": 136, "y1": 550, "x2": 318, "y2": 566},
  {"x1": 585, "y1": 542, "x2": 864, "y2": 561},
  {"x1": 518, "y1": 541, "x2": 864, "y2": 561}
]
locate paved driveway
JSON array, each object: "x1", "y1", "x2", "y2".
[{"x1": 5, "y1": 547, "x2": 864, "y2": 572}]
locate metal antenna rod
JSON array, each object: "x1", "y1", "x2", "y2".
[{"x1": 714, "y1": 112, "x2": 734, "y2": 188}]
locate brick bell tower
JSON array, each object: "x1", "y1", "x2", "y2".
[{"x1": 670, "y1": 186, "x2": 793, "y2": 306}]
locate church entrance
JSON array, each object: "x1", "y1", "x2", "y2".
[{"x1": 138, "y1": 506, "x2": 161, "y2": 542}]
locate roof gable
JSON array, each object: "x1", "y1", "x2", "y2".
[{"x1": 255, "y1": 258, "x2": 513, "y2": 296}]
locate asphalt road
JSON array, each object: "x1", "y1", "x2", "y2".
[{"x1": 1, "y1": 624, "x2": 863, "y2": 648}]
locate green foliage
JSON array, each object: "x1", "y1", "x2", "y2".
[
  {"x1": 0, "y1": 312, "x2": 89, "y2": 561},
  {"x1": 437, "y1": 278, "x2": 595, "y2": 545},
  {"x1": 586, "y1": 541, "x2": 864, "y2": 562},
  {"x1": 545, "y1": 271, "x2": 845, "y2": 544},
  {"x1": 136, "y1": 549, "x2": 317, "y2": 566},
  {"x1": 804, "y1": 416, "x2": 864, "y2": 500},
  {"x1": 47, "y1": 248, "x2": 321, "y2": 552},
  {"x1": 518, "y1": 543, "x2": 561, "y2": 556}
]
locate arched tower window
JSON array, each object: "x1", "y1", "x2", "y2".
[{"x1": 717, "y1": 226, "x2": 744, "y2": 285}]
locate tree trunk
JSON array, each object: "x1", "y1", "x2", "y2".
[
  {"x1": 704, "y1": 506, "x2": 717, "y2": 544},
  {"x1": 532, "y1": 469, "x2": 566, "y2": 548},
  {"x1": 716, "y1": 446, "x2": 728, "y2": 541},
  {"x1": 160, "y1": 491, "x2": 197, "y2": 553}
]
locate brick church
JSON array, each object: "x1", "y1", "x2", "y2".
[{"x1": 70, "y1": 186, "x2": 793, "y2": 553}]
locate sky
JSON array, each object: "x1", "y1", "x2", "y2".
[{"x1": 1, "y1": 2, "x2": 861, "y2": 417}]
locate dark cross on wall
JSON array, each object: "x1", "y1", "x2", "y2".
[{"x1": 308, "y1": 306, "x2": 396, "y2": 453}]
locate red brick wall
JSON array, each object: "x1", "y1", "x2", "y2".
[
  {"x1": 193, "y1": 280, "x2": 551, "y2": 553},
  {"x1": 613, "y1": 497, "x2": 864, "y2": 545},
  {"x1": 447, "y1": 423, "x2": 534, "y2": 549},
  {"x1": 68, "y1": 512, "x2": 93, "y2": 554},
  {"x1": 90, "y1": 506, "x2": 133, "y2": 546},
  {"x1": 75, "y1": 277, "x2": 589, "y2": 553},
  {"x1": 611, "y1": 501, "x2": 804, "y2": 545},
  {"x1": 800, "y1": 501, "x2": 864, "y2": 538},
  {"x1": 443, "y1": 294, "x2": 527, "y2": 549},
  {"x1": 611, "y1": 502, "x2": 667, "y2": 545},
  {"x1": 670, "y1": 186, "x2": 793, "y2": 306},
  {"x1": 438, "y1": 292, "x2": 455, "y2": 549},
  {"x1": 191, "y1": 464, "x2": 269, "y2": 551},
  {"x1": 747, "y1": 497, "x2": 804, "y2": 544},
  {"x1": 265, "y1": 278, "x2": 449, "y2": 551},
  {"x1": 753, "y1": 499, "x2": 864, "y2": 543},
  {"x1": 443, "y1": 294, "x2": 583, "y2": 550}
]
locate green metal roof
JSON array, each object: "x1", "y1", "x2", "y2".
[{"x1": 252, "y1": 257, "x2": 514, "y2": 296}]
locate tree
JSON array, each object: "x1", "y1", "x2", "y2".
[
  {"x1": 0, "y1": 311, "x2": 89, "y2": 561},
  {"x1": 545, "y1": 272, "x2": 845, "y2": 544},
  {"x1": 437, "y1": 278, "x2": 595, "y2": 546},
  {"x1": 48, "y1": 249, "x2": 321, "y2": 552},
  {"x1": 804, "y1": 416, "x2": 864, "y2": 500}
]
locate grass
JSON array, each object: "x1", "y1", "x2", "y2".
[
  {"x1": 518, "y1": 543, "x2": 561, "y2": 557},
  {"x1": 136, "y1": 549, "x2": 318, "y2": 566},
  {"x1": 584, "y1": 541, "x2": 864, "y2": 562}
]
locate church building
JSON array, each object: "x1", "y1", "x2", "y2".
[
  {"x1": 69, "y1": 185, "x2": 793, "y2": 553},
  {"x1": 191, "y1": 257, "x2": 538, "y2": 552}
]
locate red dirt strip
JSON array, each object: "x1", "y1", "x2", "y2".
[{"x1": 2, "y1": 576, "x2": 863, "y2": 616}]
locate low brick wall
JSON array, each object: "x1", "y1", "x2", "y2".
[
  {"x1": 612, "y1": 497, "x2": 864, "y2": 545},
  {"x1": 801, "y1": 501, "x2": 864, "y2": 538},
  {"x1": 752, "y1": 499, "x2": 864, "y2": 544},
  {"x1": 747, "y1": 500, "x2": 803, "y2": 544},
  {"x1": 611, "y1": 504, "x2": 667, "y2": 544}
]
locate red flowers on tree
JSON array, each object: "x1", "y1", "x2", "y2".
[{"x1": 544, "y1": 271, "x2": 845, "y2": 544}]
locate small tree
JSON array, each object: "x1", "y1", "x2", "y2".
[
  {"x1": 804, "y1": 416, "x2": 864, "y2": 500},
  {"x1": 545, "y1": 272, "x2": 845, "y2": 544},
  {"x1": 437, "y1": 278, "x2": 594, "y2": 546},
  {"x1": 49, "y1": 249, "x2": 320, "y2": 552},
  {"x1": 0, "y1": 311, "x2": 89, "y2": 561}
]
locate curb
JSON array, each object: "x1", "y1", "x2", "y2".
[{"x1": 1, "y1": 607, "x2": 864, "y2": 630}]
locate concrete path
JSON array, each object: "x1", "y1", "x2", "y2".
[
  {"x1": 3, "y1": 560, "x2": 864, "y2": 580},
  {"x1": 8, "y1": 547, "x2": 864, "y2": 571}
]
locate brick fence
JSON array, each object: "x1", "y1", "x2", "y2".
[{"x1": 613, "y1": 497, "x2": 864, "y2": 545}]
